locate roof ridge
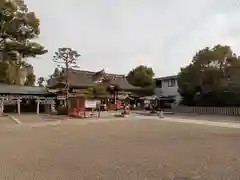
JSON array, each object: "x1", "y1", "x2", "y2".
[
  {"x1": 66, "y1": 68, "x2": 126, "y2": 77},
  {"x1": 0, "y1": 83, "x2": 46, "y2": 89},
  {"x1": 155, "y1": 75, "x2": 178, "y2": 80}
]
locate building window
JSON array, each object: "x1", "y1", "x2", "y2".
[
  {"x1": 155, "y1": 80, "x2": 162, "y2": 88},
  {"x1": 168, "y1": 79, "x2": 176, "y2": 87}
]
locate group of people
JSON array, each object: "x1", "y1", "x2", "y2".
[{"x1": 95, "y1": 101, "x2": 163, "y2": 118}]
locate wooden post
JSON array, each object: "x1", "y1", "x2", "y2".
[
  {"x1": 83, "y1": 98, "x2": 86, "y2": 118},
  {"x1": 115, "y1": 92, "x2": 117, "y2": 104},
  {"x1": 2, "y1": 100, "x2": 4, "y2": 114},
  {"x1": 37, "y1": 99, "x2": 40, "y2": 115},
  {"x1": 68, "y1": 99, "x2": 71, "y2": 115},
  {"x1": 17, "y1": 98, "x2": 21, "y2": 115},
  {"x1": 160, "y1": 110, "x2": 164, "y2": 118},
  {"x1": 2, "y1": 100, "x2": 4, "y2": 113},
  {"x1": 51, "y1": 100, "x2": 56, "y2": 113},
  {"x1": 0, "y1": 98, "x2": 3, "y2": 116}
]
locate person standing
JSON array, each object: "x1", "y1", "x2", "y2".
[{"x1": 96, "y1": 102, "x2": 100, "y2": 118}]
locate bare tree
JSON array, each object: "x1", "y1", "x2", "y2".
[{"x1": 53, "y1": 47, "x2": 81, "y2": 107}]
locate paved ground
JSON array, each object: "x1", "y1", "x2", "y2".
[
  {"x1": 0, "y1": 115, "x2": 240, "y2": 179},
  {"x1": 133, "y1": 110, "x2": 240, "y2": 122},
  {"x1": 0, "y1": 116, "x2": 17, "y2": 126},
  {"x1": 165, "y1": 113, "x2": 240, "y2": 123}
]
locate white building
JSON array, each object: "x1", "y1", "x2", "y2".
[{"x1": 154, "y1": 75, "x2": 181, "y2": 104}]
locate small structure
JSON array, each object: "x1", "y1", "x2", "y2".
[{"x1": 0, "y1": 84, "x2": 56, "y2": 115}]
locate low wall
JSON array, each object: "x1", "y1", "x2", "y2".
[{"x1": 172, "y1": 106, "x2": 240, "y2": 116}]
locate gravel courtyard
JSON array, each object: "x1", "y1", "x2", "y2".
[{"x1": 0, "y1": 118, "x2": 240, "y2": 180}]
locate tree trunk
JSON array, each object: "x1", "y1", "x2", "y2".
[{"x1": 65, "y1": 62, "x2": 69, "y2": 113}]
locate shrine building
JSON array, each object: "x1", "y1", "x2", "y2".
[{"x1": 47, "y1": 69, "x2": 141, "y2": 111}]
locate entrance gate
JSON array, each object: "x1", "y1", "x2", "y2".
[{"x1": 0, "y1": 95, "x2": 56, "y2": 115}]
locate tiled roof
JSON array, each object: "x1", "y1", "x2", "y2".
[
  {"x1": 155, "y1": 75, "x2": 178, "y2": 81},
  {"x1": 0, "y1": 84, "x2": 50, "y2": 95},
  {"x1": 68, "y1": 70, "x2": 96, "y2": 87},
  {"x1": 48, "y1": 69, "x2": 139, "y2": 90}
]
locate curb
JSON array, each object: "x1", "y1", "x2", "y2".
[{"x1": 6, "y1": 115, "x2": 22, "y2": 124}]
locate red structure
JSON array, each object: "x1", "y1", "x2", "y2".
[{"x1": 68, "y1": 97, "x2": 86, "y2": 118}]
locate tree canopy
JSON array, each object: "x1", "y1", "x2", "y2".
[
  {"x1": 126, "y1": 65, "x2": 155, "y2": 88},
  {"x1": 53, "y1": 47, "x2": 81, "y2": 85},
  {"x1": 50, "y1": 67, "x2": 61, "y2": 79},
  {"x1": 0, "y1": 0, "x2": 47, "y2": 85},
  {"x1": 37, "y1": 76, "x2": 44, "y2": 87},
  {"x1": 178, "y1": 44, "x2": 240, "y2": 106},
  {"x1": 52, "y1": 47, "x2": 80, "y2": 107},
  {"x1": 23, "y1": 63, "x2": 35, "y2": 86}
]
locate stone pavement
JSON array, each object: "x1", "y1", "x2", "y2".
[
  {"x1": 165, "y1": 113, "x2": 240, "y2": 122},
  {"x1": 124, "y1": 111, "x2": 240, "y2": 129},
  {"x1": 130, "y1": 110, "x2": 240, "y2": 122},
  {"x1": 0, "y1": 116, "x2": 17, "y2": 126},
  {"x1": 1, "y1": 118, "x2": 240, "y2": 179},
  {"x1": 1, "y1": 111, "x2": 240, "y2": 129},
  {"x1": 160, "y1": 116, "x2": 240, "y2": 129},
  {"x1": 79, "y1": 112, "x2": 240, "y2": 129}
]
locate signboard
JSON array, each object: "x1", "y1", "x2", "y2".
[
  {"x1": 57, "y1": 96, "x2": 66, "y2": 100},
  {"x1": 85, "y1": 100, "x2": 100, "y2": 108},
  {"x1": 144, "y1": 100, "x2": 150, "y2": 104},
  {"x1": 118, "y1": 95, "x2": 128, "y2": 100},
  {"x1": 39, "y1": 100, "x2": 55, "y2": 105}
]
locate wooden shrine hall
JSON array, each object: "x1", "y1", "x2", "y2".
[
  {"x1": 47, "y1": 69, "x2": 141, "y2": 112},
  {"x1": 0, "y1": 84, "x2": 56, "y2": 115}
]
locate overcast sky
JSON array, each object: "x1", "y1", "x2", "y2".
[{"x1": 25, "y1": 0, "x2": 240, "y2": 78}]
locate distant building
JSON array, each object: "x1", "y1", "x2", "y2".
[{"x1": 154, "y1": 75, "x2": 181, "y2": 104}]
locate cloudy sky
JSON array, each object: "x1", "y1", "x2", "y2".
[{"x1": 25, "y1": 0, "x2": 240, "y2": 78}]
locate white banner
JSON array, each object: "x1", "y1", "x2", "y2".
[
  {"x1": 85, "y1": 100, "x2": 100, "y2": 108},
  {"x1": 57, "y1": 96, "x2": 66, "y2": 100}
]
